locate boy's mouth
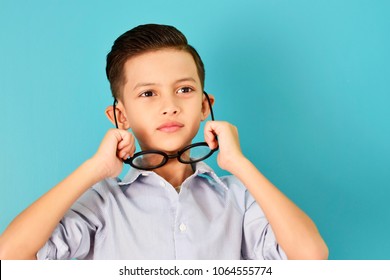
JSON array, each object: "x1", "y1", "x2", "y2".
[{"x1": 157, "y1": 121, "x2": 184, "y2": 133}]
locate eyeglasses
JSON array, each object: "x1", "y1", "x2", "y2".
[{"x1": 113, "y1": 91, "x2": 218, "y2": 170}]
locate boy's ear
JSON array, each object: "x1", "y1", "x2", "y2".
[
  {"x1": 201, "y1": 93, "x2": 215, "y2": 121},
  {"x1": 105, "y1": 103, "x2": 130, "y2": 130}
]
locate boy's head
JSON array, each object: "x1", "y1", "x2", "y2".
[
  {"x1": 106, "y1": 24, "x2": 205, "y2": 101},
  {"x1": 104, "y1": 24, "x2": 214, "y2": 154}
]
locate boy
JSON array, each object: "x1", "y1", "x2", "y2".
[{"x1": 0, "y1": 24, "x2": 328, "y2": 260}]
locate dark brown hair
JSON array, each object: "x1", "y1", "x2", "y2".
[{"x1": 106, "y1": 24, "x2": 205, "y2": 100}]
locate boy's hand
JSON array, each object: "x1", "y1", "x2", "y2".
[
  {"x1": 204, "y1": 121, "x2": 245, "y2": 173},
  {"x1": 91, "y1": 129, "x2": 135, "y2": 179}
]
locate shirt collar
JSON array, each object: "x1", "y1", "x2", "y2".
[
  {"x1": 192, "y1": 161, "x2": 228, "y2": 191},
  {"x1": 118, "y1": 161, "x2": 228, "y2": 191},
  {"x1": 118, "y1": 167, "x2": 151, "y2": 186}
]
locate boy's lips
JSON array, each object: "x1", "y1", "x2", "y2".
[{"x1": 157, "y1": 121, "x2": 184, "y2": 133}]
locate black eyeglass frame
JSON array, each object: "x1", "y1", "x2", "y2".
[{"x1": 112, "y1": 91, "x2": 218, "y2": 170}]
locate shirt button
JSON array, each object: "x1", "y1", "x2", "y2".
[
  {"x1": 179, "y1": 223, "x2": 187, "y2": 232},
  {"x1": 159, "y1": 181, "x2": 165, "y2": 187}
]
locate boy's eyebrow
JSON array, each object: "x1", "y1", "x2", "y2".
[
  {"x1": 133, "y1": 82, "x2": 159, "y2": 90},
  {"x1": 133, "y1": 77, "x2": 197, "y2": 91},
  {"x1": 175, "y1": 77, "x2": 197, "y2": 84}
]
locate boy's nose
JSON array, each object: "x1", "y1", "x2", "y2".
[
  {"x1": 162, "y1": 106, "x2": 180, "y2": 116},
  {"x1": 161, "y1": 96, "x2": 181, "y2": 116}
]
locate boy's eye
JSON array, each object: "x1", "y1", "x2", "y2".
[
  {"x1": 140, "y1": 91, "x2": 155, "y2": 97},
  {"x1": 177, "y1": 87, "x2": 193, "y2": 94}
]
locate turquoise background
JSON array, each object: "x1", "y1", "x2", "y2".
[{"x1": 1, "y1": 0, "x2": 389, "y2": 259}]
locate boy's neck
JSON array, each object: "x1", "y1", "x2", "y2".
[{"x1": 154, "y1": 160, "x2": 194, "y2": 188}]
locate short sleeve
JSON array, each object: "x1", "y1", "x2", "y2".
[{"x1": 241, "y1": 191, "x2": 287, "y2": 260}]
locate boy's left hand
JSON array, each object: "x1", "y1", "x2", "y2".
[{"x1": 204, "y1": 121, "x2": 245, "y2": 172}]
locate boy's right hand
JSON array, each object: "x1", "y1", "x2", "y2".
[{"x1": 91, "y1": 129, "x2": 135, "y2": 179}]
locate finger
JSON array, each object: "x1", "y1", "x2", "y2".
[
  {"x1": 204, "y1": 121, "x2": 219, "y2": 150},
  {"x1": 116, "y1": 129, "x2": 132, "y2": 145},
  {"x1": 117, "y1": 132, "x2": 134, "y2": 150},
  {"x1": 120, "y1": 143, "x2": 136, "y2": 159},
  {"x1": 117, "y1": 141, "x2": 135, "y2": 159},
  {"x1": 121, "y1": 151, "x2": 131, "y2": 160}
]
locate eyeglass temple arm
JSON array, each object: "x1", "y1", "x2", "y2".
[
  {"x1": 203, "y1": 91, "x2": 215, "y2": 121},
  {"x1": 113, "y1": 99, "x2": 119, "y2": 129},
  {"x1": 203, "y1": 91, "x2": 219, "y2": 150}
]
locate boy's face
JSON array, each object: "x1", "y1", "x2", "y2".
[{"x1": 116, "y1": 49, "x2": 211, "y2": 153}]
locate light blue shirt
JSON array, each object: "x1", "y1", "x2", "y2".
[{"x1": 37, "y1": 162, "x2": 286, "y2": 260}]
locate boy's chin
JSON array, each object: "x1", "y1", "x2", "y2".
[
  {"x1": 155, "y1": 145, "x2": 188, "y2": 154},
  {"x1": 145, "y1": 143, "x2": 191, "y2": 154}
]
